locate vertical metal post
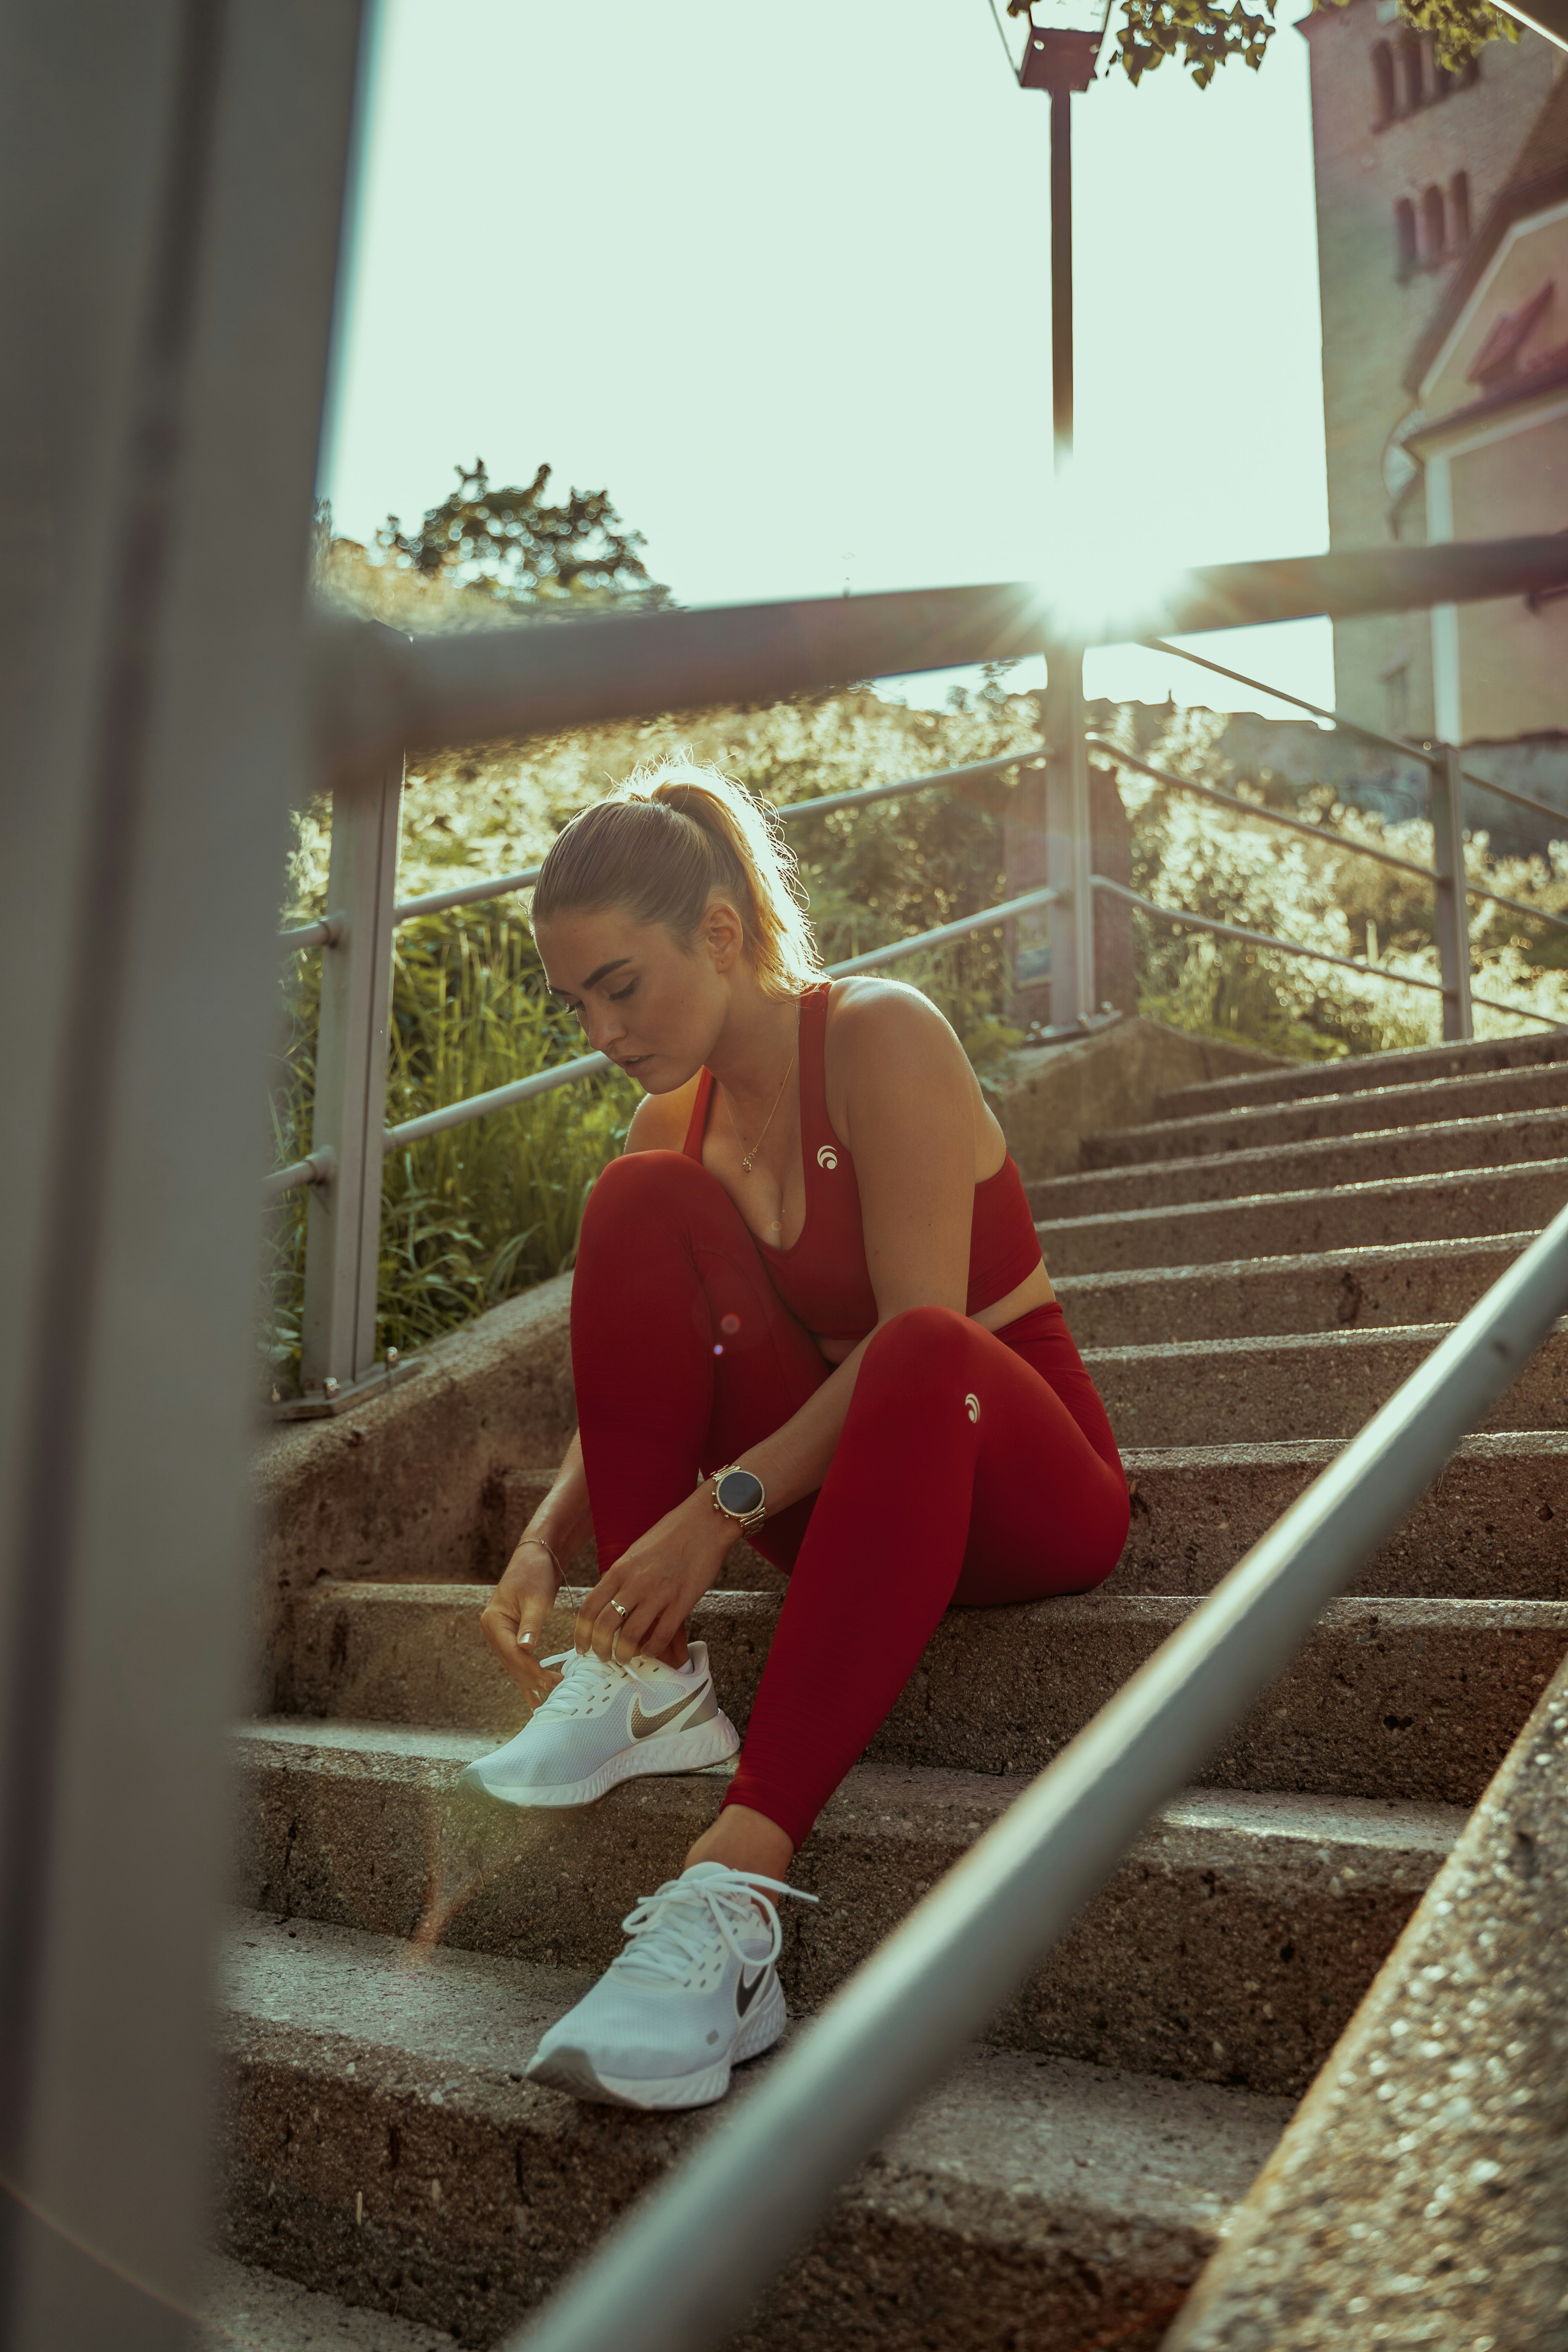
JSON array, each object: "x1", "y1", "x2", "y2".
[
  {"x1": 1432, "y1": 744, "x2": 1474, "y2": 1042},
  {"x1": 1050, "y1": 84, "x2": 1073, "y2": 473},
  {"x1": 1045, "y1": 645, "x2": 1094, "y2": 1027},
  {"x1": 0, "y1": 4, "x2": 370, "y2": 2347},
  {"x1": 300, "y1": 753, "x2": 403, "y2": 1398}
]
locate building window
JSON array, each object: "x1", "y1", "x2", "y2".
[
  {"x1": 1419, "y1": 183, "x2": 1446, "y2": 266},
  {"x1": 1372, "y1": 40, "x2": 1396, "y2": 123},
  {"x1": 1377, "y1": 30, "x2": 1478, "y2": 126},
  {"x1": 1395, "y1": 198, "x2": 1418, "y2": 280},
  {"x1": 1449, "y1": 169, "x2": 1471, "y2": 247},
  {"x1": 1398, "y1": 31, "x2": 1425, "y2": 113}
]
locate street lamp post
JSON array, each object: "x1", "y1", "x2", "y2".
[{"x1": 993, "y1": 0, "x2": 1113, "y2": 1032}]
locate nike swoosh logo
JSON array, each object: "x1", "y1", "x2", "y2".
[
  {"x1": 628, "y1": 1688, "x2": 704, "y2": 1740},
  {"x1": 735, "y1": 1966, "x2": 769, "y2": 2018}
]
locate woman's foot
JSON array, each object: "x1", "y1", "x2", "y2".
[
  {"x1": 459, "y1": 1640, "x2": 737, "y2": 1808},
  {"x1": 526, "y1": 1864, "x2": 817, "y2": 2109}
]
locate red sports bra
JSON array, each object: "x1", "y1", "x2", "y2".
[{"x1": 681, "y1": 980, "x2": 1043, "y2": 1344}]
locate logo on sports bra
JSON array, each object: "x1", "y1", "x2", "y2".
[
  {"x1": 964, "y1": 1393, "x2": 981, "y2": 1423},
  {"x1": 816, "y1": 1145, "x2": 838, "y2": 1171}
]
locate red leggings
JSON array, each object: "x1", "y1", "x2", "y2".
[{"x1": 570, "y1": 1150, "x2": 1129, "y2": 1849}]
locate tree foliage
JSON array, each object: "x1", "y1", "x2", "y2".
[
  {"x1": 1007, "y1": 0, "x2": 1516, "y2": 89},
  {"x1": 376, "y1": 458, "x2": 669, "y2": 614}
]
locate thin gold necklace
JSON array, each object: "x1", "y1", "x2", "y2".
[{"x1": 721, "y1": 1013, "x2": 799, "y2": 1175}]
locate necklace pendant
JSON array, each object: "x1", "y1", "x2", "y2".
[{"x1": 741, "y1": 1152, "x2": 754, "y2": 1174}]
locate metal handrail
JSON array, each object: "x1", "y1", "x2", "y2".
[
  {"x1": 312, "y1": 536, "x2": 1568, "y2": 784},
  {"x1": 281, "y1": 750, "x2": 1043, "y2": 946},
  {"x1": 268, "y1": 885, "x2": 1063, "y2": 1187},
  {"x1": 1141, "y1": 633, "x2": 1442, "y2": 769},
  {"x1": 1144, "y1": 631, "x2": 1568, "y2": 838},
  {"x1": 1465, "y1": 877, "x2": 1568, "y2": 934},
  {"x1": 1094, "y1": 877, "x2": 1568, "y2": 1032},
  {"x1": 277, "y1": 916, "x2": 339, "y2": 953},
  {"x1": 394, "y1": 865, "x2": 543, "y2": 923},
  {"x1": 1087, "y1": 737, "x2": 1439, "y2": 882},
  {"x1": 510, "y1": 1198, "x2": 1568, "y2": 2352},
  {"x1": 772, "y1": 747, "x2": 1038, "y2": 822}
]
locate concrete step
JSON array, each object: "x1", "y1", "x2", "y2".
[
  {"x1": 280, "y1": 1583, "x2": 1568, "y2": 1806},
  {"x1": 1116, "y1": 1431, "x2": 1568, "y2": 1601},
  {"x1": 1085, "y1": 1060, "x2": 1568, "y2": 1171},
  {"x1": 1029, "y1": 1105, "x2": 1568, "y2": 1222},
  {"x1": 1154, "y1": 1030, "x2": 1568, "y2": 1124},
  {"x1": 218, "y1": 1912, "x2": 1292, "y2": 2351},
  {"x1": 235, "y1": 1724, "x2": 1460, "y2": 2102},
  {"x1": 1054, "y1": 1235, "x2": 1532, "y2": 1348},
  {"x1": 1038, "y1": 1158, "x2": 1568, "y2": 1274},
  {"x1": 1084, "y1": 1320, "x2": 1568, "y2": 1448},
  {"x1": 199, "y1": 2254, "x2": 457, "y2": 2350}
]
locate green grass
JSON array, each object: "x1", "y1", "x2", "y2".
[{"x1": 262, "y1": 904, "x2": 637, "y2": 1398}]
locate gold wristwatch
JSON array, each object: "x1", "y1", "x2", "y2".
[{"x1": 709, "y1": 1462, "x2": 767, "y2": 1535}]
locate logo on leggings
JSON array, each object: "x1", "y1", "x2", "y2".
[
  {"x1": 816, "y1": 1145, "x2": 838, "y2": 1171},
  {"x1": 964, "y1": 1393, "x2": 980, "y2": 1423}
]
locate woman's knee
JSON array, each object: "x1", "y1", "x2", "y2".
[
  {"x1": 863, "y1": 1304, "x2": 974, "y2": 1370},
  {"x1": 855, "y1": 1306, "x2": 980, "y2": 1414},
  {"x1": 579, "y1": 1147, "x2": 717, "y2": 1243}
]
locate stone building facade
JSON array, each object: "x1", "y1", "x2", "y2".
[{"x1": 1299, "y1": 0, "x2": 1563, "y2": 739}]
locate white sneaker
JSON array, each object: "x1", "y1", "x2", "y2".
[
  {"x1": 526, "y1": 1862, "x2": 817, "y2": 2109},
  {"x1": 459, "y1": 1640, "x2": 738, "y2": 1808}
]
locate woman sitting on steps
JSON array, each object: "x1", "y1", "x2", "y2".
[{"x1": 464, "y1": 755, "x2": 1129, "y2": 2111}]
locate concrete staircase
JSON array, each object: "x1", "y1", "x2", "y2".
[{"x1": 224, "y1": 1026, "x2": 1568, "y2": 2350}]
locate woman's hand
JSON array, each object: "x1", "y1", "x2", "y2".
[
  {"x1": 576, "y1": 1488, "x2": 733, "y2": 1665},
  {"x1": 480, "y1": 1539, "x2": 567, "y2": 1709}
]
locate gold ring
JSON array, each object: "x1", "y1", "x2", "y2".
[{"x1": 609, "y1": 1599, "x2": 628, "y2": 1617}]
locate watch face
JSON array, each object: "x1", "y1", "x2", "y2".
[{"x1": 717, "y1": 1469, "x2": 764, "y2": 1518}]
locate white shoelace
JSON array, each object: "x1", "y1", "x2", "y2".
[
  {"x1": 613, "y1": 1869, "x2": 817, "y2": 1988},
  {"x1": 533, "y1": 1647, "x2": 667, "y2": 1721}
]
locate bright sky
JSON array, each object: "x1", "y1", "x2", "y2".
[{"x1": 323, "y1": 0, "x2": 1333, "y2": 720}]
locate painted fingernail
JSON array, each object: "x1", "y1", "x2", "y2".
[{"x1": 518, "y1": 1631, "x2": 533, "y2": 1647}]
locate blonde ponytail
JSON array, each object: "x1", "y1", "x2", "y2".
[{"x1": 532, "y1": 753, "x2": 822, "y2": 999}]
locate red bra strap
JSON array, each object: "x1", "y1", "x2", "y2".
[
  {"x1": 797, "y1": 981, "x2": 834, "y2": 1152},
  {"x1": 682, "y1": 1066, "x2": 714, "y2": 1158}
]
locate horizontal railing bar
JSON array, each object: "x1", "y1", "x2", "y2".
[
  {"x1": 1086, "y1": 738, "x2": 1437, "y2": 882},
  {"x1": 383, "y1": 1051, "x2": 614, "y2": 1151},
  {"x1": 394, "y1": 866, "x2": 543, "y2": 923},
  {"x1": 1465, "y1": 880, "x2": 1568, "y2": 934},
  {"x1": 277, "y1": 916, "x2": 339, "y2": 952},
  {"x1": 777, "y1": 749, "x2": 1039, "y2": 824},
  {"x1": 823, "y1": 886, "x2": 1058, "y2": 976},
  {"x1": 261, "y1": 1149, "x2": 333, "y2": 1200},
  {"x1": 313, "y1": 535, "x2": 1568, "y2": 783},
  {"x1": 1096, "y1": 877, "x2": 1568, "y2": 1031},
  {"x1": 1140, "y1": 636, "x2": 1442, "y2": 771},
  {"x1": 1143, "y1": 632, "x2": 1568, "y2": 841},
  {"x1": 376, "y1": 889, "x2": 1062, "y2": 1154},
  {"x1": 508, "y1": 1196, "x2": 1568, "y2": 2352},
  {"x1": 383, "y1": 755, "x2": 1041, "y2": 929},
  {"x1": 1459, "y1": 766, "x2": 1568, "y2": 833},
  {"x1": 1093, "y1": 876, "x2": 1447, "y2": 992}
]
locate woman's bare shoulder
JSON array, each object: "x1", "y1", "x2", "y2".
[
  {"x1": 624, "y1": 1075, "x2": 700, "y2": 1154},
  {"x1": 827, "y1": 976, "x2": 962, "y2": 1061}
]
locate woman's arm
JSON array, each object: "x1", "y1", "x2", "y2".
[
  {"x1": 478, "y1": 1430, "x2": 595, "y2": 1702},
  {"x1": 573, "y1": 984, "x2": 980, "y2": 1661}
]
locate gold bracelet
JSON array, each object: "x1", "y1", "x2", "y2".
[{"x1": 518, "y1": 1532, "x2": 563, "y2": 1587}]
